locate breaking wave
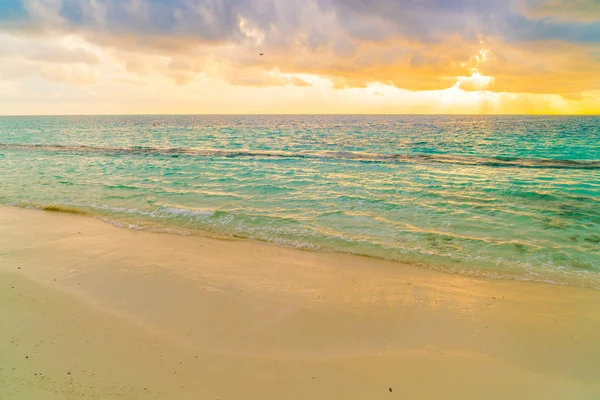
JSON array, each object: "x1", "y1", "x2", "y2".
[{"x1": 2, "y1": 143, "x2": 599, "y2": 169}]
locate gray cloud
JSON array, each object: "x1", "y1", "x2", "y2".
[
  {"x1": 2, "y1": 0, "x2": 595, "y2": 46},
  {"x1": 1, "y1": 0, "x2": 599, "y2": 95}
]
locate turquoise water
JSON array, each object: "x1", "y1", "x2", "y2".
[{"x1": 1, "y1": 115, "x2": 599, "y2": 287}]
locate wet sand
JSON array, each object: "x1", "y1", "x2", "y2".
[{"x1": 1, "y1": 205, "x2": 599, "y2": 399}]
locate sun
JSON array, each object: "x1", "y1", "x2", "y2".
[{"x1": 454, "y1": 72, "x2": 494, "y2": 91}]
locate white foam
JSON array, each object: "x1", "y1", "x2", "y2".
[{"x1": 159, "y1": 206, "x2": 215, "y2": 218}]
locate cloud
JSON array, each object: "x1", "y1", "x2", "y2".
[
  {"x1": 0, "y1": 0, "x2": 599, "y2": 107},
  {"x1": 290, "y1": 76, "x2": 311, "y2": 87},
  {"x1": 28, "y1": 46, "x2": 99, "y2": 64},
  {"x1": 2, "y1": 1, "x2": 599, "y2": 45},
  {"x1": 481, "y1": 40, "x2": 600, "y2": 94},
  {"x1": 515, "y1": 0, "x2": 600, "y2": 23},
  {"x1": 39, "y1": 63, "x2": 99, "y2": 84}
]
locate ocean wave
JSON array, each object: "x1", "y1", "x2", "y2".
[
  {"x1": 158, "y1": 205, "x2": 215, "y2": 218},
  {"x1": 5, "y1": 201, "x2": 600, "y2": 289},
  {"x1": 2, "y1": 143, "x2": 599, "y2": 169}
]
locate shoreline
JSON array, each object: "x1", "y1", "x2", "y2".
[
  {"x1": 1, "y1": 205, "x2": 600, "y2": 399},
  {"x1": 6, "y1": 203, "x2": 598, "y2": 290}
]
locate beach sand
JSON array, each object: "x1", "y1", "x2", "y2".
[{"x1": 1, "y1": 205, "x2": 599, "y2": 399}]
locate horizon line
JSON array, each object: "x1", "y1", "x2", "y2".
[{"x1": 1, "y1": 113, "x2": 599, "y2": 117}]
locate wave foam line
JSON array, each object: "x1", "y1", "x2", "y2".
[{"x1": 2, "y1": 143, "x2": 599, "y2": 169}]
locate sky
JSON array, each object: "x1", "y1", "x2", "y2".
[{"x1": 0, "y1": 0, "x2": 599, "y2": 115}]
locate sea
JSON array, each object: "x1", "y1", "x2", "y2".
[{"x1": 1, "y1": 115, "x2": 599, "y2": 288}]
